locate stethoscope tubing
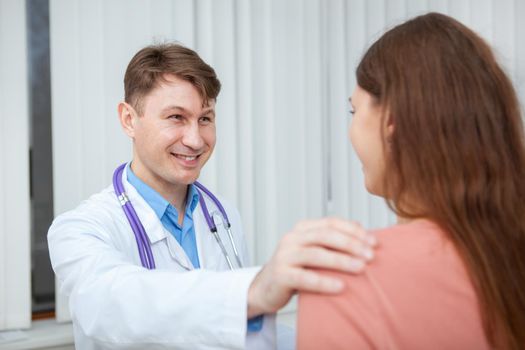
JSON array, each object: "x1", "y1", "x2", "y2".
[
  {"x1": 113, "y1": 163, "x2": 156, "y2": 269},
  {"x1": 113, "y1": 163, "x2": 242, "y2": 270},
  {"x1": 194, "y1": 181, "x2": 231, "y2": 228},
  {"x1": 194, "y1": 182, "x2": 242, "y2": 268}
]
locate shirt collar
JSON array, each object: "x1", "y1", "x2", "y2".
[
  {"x1": 126, "y1": 163, "x2": 200, "y2": 220},
  {"x1": 186, "y1": 183, "x2": 200, "y2": 216}
]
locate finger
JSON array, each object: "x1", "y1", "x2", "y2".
[
  {"x1": 293, "y1": 219, "x2": 372, "y2": 249},
  {"x1": 293, "y1": 219, "x2": 329, "y2": 231},
  {"x1": 298, "y1": 228, "x2": 375, "y2": 261},
  {"x1": 286, "y1": 268, "x2": 346, "y2": 294},
  {"x1": 322, "y1": 217, "x2": 376, "y2": 246},
  {"x1": 295, "y1": 217, "x2": 376, "y2": 246},
  {"x1": 289, "y1": 246, "x2": 367, "y2": 272}
]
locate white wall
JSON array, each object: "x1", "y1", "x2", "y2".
[{"x1": 0, "y1": 0, "x2": 31, "y2": 331}]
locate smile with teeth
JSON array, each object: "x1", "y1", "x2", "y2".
[{"x1": 172, "y1": 153, "x2": 199, "y2": 161}]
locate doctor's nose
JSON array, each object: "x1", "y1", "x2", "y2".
[{"x1": 181, "y1": 123, "x2": 205, "y2": 150}]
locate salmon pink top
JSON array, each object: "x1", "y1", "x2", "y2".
[{"x1": 297, "y1": 219, "x2": 490, "y2": 350}]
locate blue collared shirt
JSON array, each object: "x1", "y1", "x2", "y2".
[
  {"x1": 127, "y1": 164, "x2": 201, "y2": 268},
  {"x1": 127, "y1": 164, "x2": 263, "y2": 331}
]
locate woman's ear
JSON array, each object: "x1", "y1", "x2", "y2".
[
  {"x1": 384, "y1": 111, "x2": 395, "y2": 143},
  {"x1": 118, "y1": 102, "x2": 137, "y2": 138},
  {"x1": 386, "y1": 122, "x2": 395, "y2": 142}
]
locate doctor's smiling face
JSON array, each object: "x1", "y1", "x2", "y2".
[{"x1": 119, "y1": 74, "x2": 216, "y2": 199}]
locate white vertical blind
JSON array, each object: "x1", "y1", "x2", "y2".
[
  {"x1": 516, "y1": 0, "x2": 525, "y2": 102},
  {"x1": 236, "y1": 0, "x2": 257, "y2": 259},
  {"x1": 328, "y1": 0, "x2": 397, "y2": 229},
  {"x1": 48, "y1": 0, "x2": 525, "y2": 323},
  {"x1": 0, "y1": 0, "x2": 31, "y2": 331}
]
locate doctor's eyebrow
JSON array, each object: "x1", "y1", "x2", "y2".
[{"x1": 161, "y1": 105, "x2": 215, "y2": 116}]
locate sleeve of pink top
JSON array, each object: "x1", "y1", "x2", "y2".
[{"x1": 296, "y1": 269, "x2": 386, "y2": 350}]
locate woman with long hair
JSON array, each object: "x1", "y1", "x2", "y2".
[{"x1": 297, "y1": 12, "x2": 525, "y2": 349}]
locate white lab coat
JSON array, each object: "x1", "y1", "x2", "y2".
[{"x1": 48, "y1": 165, "x2": 276, "y2": 350}]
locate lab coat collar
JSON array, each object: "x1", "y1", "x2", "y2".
[
  {"x1": 121, "y1": 164, "x2": 167, "y2": 244},
  {"x1": 193, "y1": 194, "x2": 229, "y2": 270},
  {"x1": 120, "y1": 164, "x2": 193, "y2": 270}
]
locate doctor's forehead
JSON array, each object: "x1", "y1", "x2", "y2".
[
  {"x1": 143, "y1": 80, "x2": 215, "y2": 112},
  {"x1": 159, "y1": 103, "x2": 216, "y2": 115}
]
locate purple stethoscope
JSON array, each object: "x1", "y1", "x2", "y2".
[{"x1": 112, "y1": 163, "x2": 243, "y2": 270}]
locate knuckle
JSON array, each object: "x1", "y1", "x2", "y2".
[
  {"x1": 333, "y1": 252, "x2": 350, "y2": 268},
  {"x1": 288, "y1": 270, "x2": 302, "y2": 287},
  {"x1": 348, "y1": 221, "x2": 366, "y2": 238},
  {"x1": 347, "y1": 239, "x2": 364, "y2": 254},
  {"x1": 307, "y1": 248, "x2": 324, "y2": 263},
  {"x1": 323, "y1": 216, "x2": 337, "y2": 227},
  {"x1": 293, "y1": 229, "x2": 311, "y2": 246},
  {"x1": 280, "y1": 232, "x2": 295, "y2": 246},
  {"x1": 300, "y1": 271, "x2": 319, "y2": 288},
  {"x1": 348, "y1": 219, "x2": 359, "y2": 227},
  {"x1": 305, "y1": 229, "x2": 320, "y2": 243}
]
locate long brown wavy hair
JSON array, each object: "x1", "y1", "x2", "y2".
[{"x1": 356, "y1": 12, "x2": 525, "y2": 349}]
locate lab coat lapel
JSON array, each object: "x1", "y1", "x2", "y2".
[
  {"x1": 164, "y1": 234, "x2": 193, "y2": 270},
  {"x1": 121, "y1": 165, "x2": 192, "y2": 270},
  {"x1": 194, "y1": 194, "x2": 230, "y2": 271},
  {"x1": 194, "y1": 201, "x2": 208, "y2": 268}
]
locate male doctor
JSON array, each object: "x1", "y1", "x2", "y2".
[{"x1": 48, "y1": 43, "x2": 375, "y2": 350}]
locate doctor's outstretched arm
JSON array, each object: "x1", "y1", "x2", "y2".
[
  {"x1": 49, "y1": 207, "x2": 373, "y2": 349},
  {"x1": 247, "y1": 217, "x2": 376, "y2": 317},
  {"x1": 49, "y1": 206, "x2": 266, "y2": 350}
]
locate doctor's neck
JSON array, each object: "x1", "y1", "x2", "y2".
[{"x1": 129, "y1": 161, "x2": 189, "y2": 217}]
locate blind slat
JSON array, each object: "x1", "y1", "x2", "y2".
[{"x1": 0, "y1": 0, "x2": 31, "y2": 331}]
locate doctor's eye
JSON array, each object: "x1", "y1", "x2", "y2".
[
  {"x1": 199, "y1": 116, "x2": 213, "y2": 124},
  {"x1": 169, "y1": 114, "x2": 184, "y2": 121},
  {"x1": 348, "y1": 109, "x2": 355, "y2": 116}
]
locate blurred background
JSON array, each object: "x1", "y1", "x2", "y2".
[{"x1": 1, "y1": 0, "x2": 524, "y2": 348}]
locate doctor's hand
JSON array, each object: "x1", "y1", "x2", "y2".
[{"x1": 247, "y1": 217, "x2": 376, "y2": 318}]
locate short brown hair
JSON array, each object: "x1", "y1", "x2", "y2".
[
  {"x1": 124, "y1": 43, "x2": 221, "y2": 114},
  {"x1": 357, "y1": 13, "x2": 525, "y2": 349}
]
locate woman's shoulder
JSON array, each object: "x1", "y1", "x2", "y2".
[
  {"x1": 297, "y1": 219, "x2": 488, "y2": 349},
  {"x1": 354, "y1": 219, "x2": 473, "y2": 301},
  {"x1": 371, "y1": 219, "x2": 457, "y2": 266},
  {"x1": 373, "y1": 219, "x2": 448, "y2": 250}
]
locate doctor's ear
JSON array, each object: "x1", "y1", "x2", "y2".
[{"x1": 118, "y1": 102, "x2": 138, "y2": 138}]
